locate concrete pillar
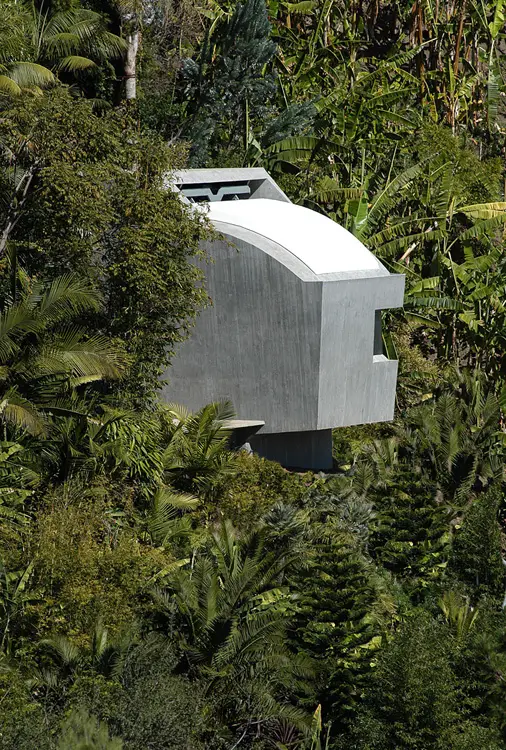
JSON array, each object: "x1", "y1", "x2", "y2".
[{"x1": 250, "y1": 429, "x2": 333, "y2": 470}]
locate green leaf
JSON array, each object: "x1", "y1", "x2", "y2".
[
  {"x1": 405, "y1": 312, "x2": 441, "y2": 328},
  {"x1": 284, "y1": 0, "x2": 317, "y2": 12},
  {"x1": 458, "y1": 201, "x2": 506, "y2": 219},
  {"x1": 8, "y1": 62, "x2": 55, "y2": 88},
  {"x1": 489, "y1": 0, "x2": 505, "y2": 38},
  {"x1": 369, "y1": 161, "x2": 427, "y2": 221},
  {"x1": 0, "y1": 75, "x2": 22, "y2": 95},
  {"x1": 458, "y1": 213, "x2": 506, "y2": 241},
  {"x1": 406, "y1": 296, "x2": 464, "y2": 311},
  {"x1": 57, "y1": 55, "x2": 97, "y2": 72},
  {"x1": 408, "y1": 276, "x2": 441, "y2": 294}
]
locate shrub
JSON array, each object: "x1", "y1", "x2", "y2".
[
  {"x1": 57, "y1": 708, "x2": 123, "y2": 749},
  {"x1": 0, "y1": 672, "x2": 50, "y2": 750},
  {"x1": 70, "y1": 638, "x2": 205, "y2": 750},
  {"x1": 215, "y1": 452, "x2": 313, "y2": 527},
  {"x1": 30, "y1": 491, "x2": 170, "y2": 641}
]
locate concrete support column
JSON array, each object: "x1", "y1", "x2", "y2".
[{"x1": 250, "y1": 429, "x2": 333, "y2": 470}]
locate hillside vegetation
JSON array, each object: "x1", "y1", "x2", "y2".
[{"x1": 0, "y1": 0, "x2": 505, "y2": 748}]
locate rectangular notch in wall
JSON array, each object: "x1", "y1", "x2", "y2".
[{"x1": 374, "y1": 310, "x2": 384, "y2": 356}]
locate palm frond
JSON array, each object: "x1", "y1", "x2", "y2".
[
  {"x1": 8, "y1": 62, "x2": 55, "y2": 88},
  {"x1": 0, "y1": 303, "x2": 38, "y2": 362},
  {"x1": 40, "y1": 634, "x2": 81, "y2": 667},
  {"x1": 148, "y1": 485, "x2": 198, "y2": 545},
  {"x1": 30, "y1": 274, "x2": 102, "y2": 325},
  {"x1": 0, "y1": 390, "x2": 44, "y2": 435},
  {"x1": 57, "y1": 55, "x2": 96, "y2": 72},
  {"x1": 35, "y1": 329, "x2": 126, "y2": 380},
  {"x1": 0, "y1": 75, "x2": 22, "y2": 95}
]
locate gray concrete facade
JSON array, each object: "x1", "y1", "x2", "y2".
[{"x1": 162, "y1": 168, "x2": 405, "y2": 469}]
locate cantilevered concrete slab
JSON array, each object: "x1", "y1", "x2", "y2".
[{"x1": 162, "y1": 168, "x2": 405, "y2": 469}]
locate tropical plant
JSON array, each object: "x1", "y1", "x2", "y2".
[
  {"x1": 290, "y1": 526, "x2": 379, "y2": 741},
  {"x1": 146, "y1": 484, "x2": 199, "y2": 546},
  {"x1": 0, "y1": 560, "x2": 36, "y2": 652},
  {"x1": 39, "y1": 619, "x2": 138, "y2": 691},
  {"x1": 358, "y1": 370, "x2": 504, "y2": 506},
  {"x1": 0, "y1": 89, "x2": 211, "y2": 402},
  {"x1": 440, "y1": 591, "x2": 479, "y2": 641},
  {"x1": 399, "y1": 372, "x2": 504, "y2": 503},
  {"x1": 1, "y1": 1, "x2": 506, "y2": 747},
  {"x1": 0, "y1": 274, "x2": 126, "y2": 437},
  {"x1": 153, "y1": 520, "x2": 309, "y2": 744},
  {"x1": 449, "y1": 484, "x2": 505, "y2": 599},
  {"x1": 0, "y1": 0, "x2": 125, "y2": 96},
  {"x1": 156, "y1": 520, "x2": 294, "y2": 671},
  {"x1": 161, "y1": 401, "x2": 239, "y2": 499},
  {"x1": 0, "y1": 440, "x2": 38, "y2": 540},
  {"x1": 57, "y1": 707, "x2": 123, "y2": 750},
  {"x1": 353, "y1": 613, "x2": 496, "y2": 750}
]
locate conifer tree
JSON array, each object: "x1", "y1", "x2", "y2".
[
  {"x1": 353, "y1": 614, "x2": 503, "y2": 750},
  {"x1": 369, "y1": 471, "x2": 449, "y2": 591},
  {"x1": 290, "y1": 532, "x2": 378, "y2": 740},
  {"x1": 180, "y1": 0, "x2": 313, "y2": 166},
  {"x1": 449, "y1": 485, "x2": 505, "y2": 600},
  {"x1": 181, "y1": 0, "x2": 276, "y2": 164}
]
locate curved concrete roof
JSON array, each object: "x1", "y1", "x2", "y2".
[{"x1": 207, "y1": 198, "x2": 383, "y2": 275}]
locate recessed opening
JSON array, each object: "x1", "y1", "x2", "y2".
[
  {"x1": 374, "y1": 310, "x2": 384, "y2": 356},
  {"x1": 178, "y1": 181, "x2": 251, "y2": 202}
]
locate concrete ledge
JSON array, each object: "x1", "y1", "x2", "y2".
[{"x1": 222, "y1": 420, "x2": 265, "y2": 450}]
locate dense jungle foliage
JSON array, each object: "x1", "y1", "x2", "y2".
[{"x1": 1, "y1": 0, "x2": 506, "y2": 747}]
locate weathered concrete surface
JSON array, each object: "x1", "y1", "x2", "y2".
[
  {"x1": 224, "y1": 420, "x2": 265, "y2": 450},
  {"x1": 171, "y1": 167, "x2": 291, "y2": 202},
  {"x1": 163, "y1": 228, "x2": 404, "y2": 434},
  {"x1": 161, "y1": 169, "x2": 405, "y2": 469},
  {"x1": 162, "y1": 233, "x2": 323, "y2": 434}
]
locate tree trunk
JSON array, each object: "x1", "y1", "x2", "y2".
[{"x1": 124, "y1": 23, "x2": 140, "y2": 100}]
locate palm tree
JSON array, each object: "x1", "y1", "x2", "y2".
[
  {"x1": 359, "y1": 369, "x2": 502, "y2": 505},
  {"x1": 0, "y1": 273, "x2": 127, "y2": 436},
  {"x1": 153, "y1": 520, "x2": 309, "y2": 744},
  {"x1": 0, "y1": 1, "x2": 125, "y2": 95},
  {"x1": 146, "y1": 484, "x2": 198, "y2": 546},
  {"x1": 158, "y1": 520, "x2": 293, "y2": 667},
  {"x1": 39, "y1": 619, "x2": 137, "y2": 685},
  {"x1": 161, "y1": 400, "x2": 239, "y2": 500},
  {"x1": 401, "y1": 370, "x2": 503, "y2": 503}
]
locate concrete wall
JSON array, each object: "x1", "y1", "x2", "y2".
[
  {"x1": 162, "y1": 168, "x2": 405, "y2": 469},
  {"x1": 172, "y1": 167, "x2": 291, "y2": 203},
  {"x1": 163, "y1": 225, "x2": 405, "y2": 438},
  {"x1": 317, "y1": 274, "x2": 405, "y2": 428},
  {"x1": 163, "y1": 233, "x2": 323, "y2": 433}
]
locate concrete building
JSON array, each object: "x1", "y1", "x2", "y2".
[{"x1": 162, "y1": 168, "x2": 405, "y2": 469}]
